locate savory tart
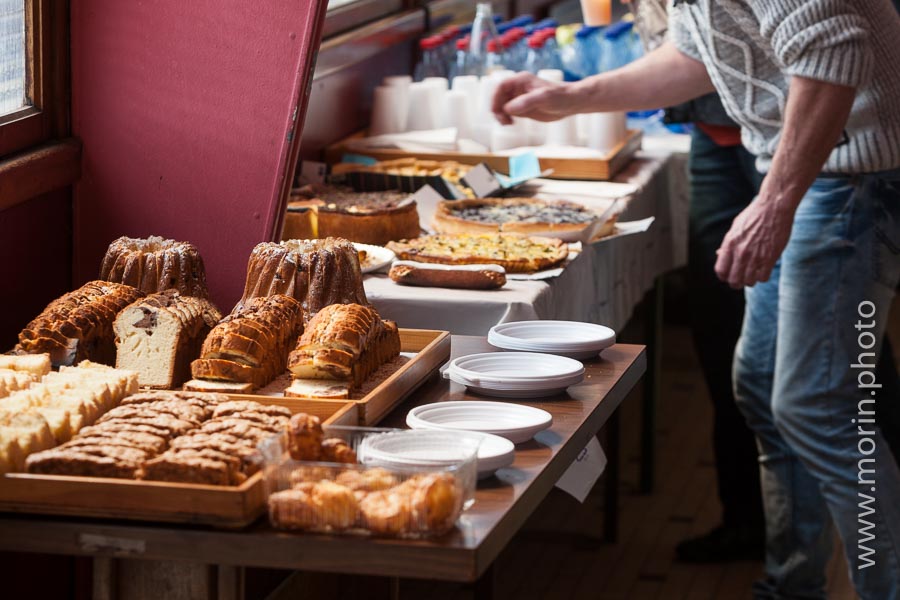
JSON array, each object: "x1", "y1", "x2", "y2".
[
  {"x1": 289, "y1": 184, "x2": 421, "y2": 246},
  {"x1": 386, "y1": 233, "x2": 568, "y2": 273},
  {"x1": 433, "y1": 197, "x2": 601, "y2": 236}
]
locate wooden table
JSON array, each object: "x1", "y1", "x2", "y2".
[{"x1": 0, "y1": 338, "x2": 645, "y2": 597}]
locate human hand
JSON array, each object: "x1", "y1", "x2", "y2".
[
  {"x1": 714, "y1": 196, "x2": 795, "y2": 288},
  {"x1": 492, "y1": 72, "x2": 575, "y2": 125}
]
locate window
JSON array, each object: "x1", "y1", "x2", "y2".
[
  {"x1": 0, "y1": 0, "x2": 26, "y2": 117},
  {"x1": 0, "y1": 0, "x2": 67, "y2": 159}
]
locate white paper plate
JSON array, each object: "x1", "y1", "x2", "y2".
[
  {"x1": 358, "y1": 429, "x2": 514, "y2": 479},
  {"x1": 489, "y1": 321, "x2": 615, "y2": 358},
  {"x1": 354, "y1": 242, "x2": 396, "y2": 274},
  {"x1": 447, "y1": 373, "x2": 576, "y2": 398},
  {"x1": 407, "y1": 401, "x2": 553, "y2": 443},
  {"x1": 449, "y1": 352, "x2": 585, "y2": 384}
]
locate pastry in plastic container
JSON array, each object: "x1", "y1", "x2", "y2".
[{"x1": 259, "y1": 416, "x2": 478, "y2": 538}]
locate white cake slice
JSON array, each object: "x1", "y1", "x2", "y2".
[{"x1": 114, "y1": 290, "x2": 221, "y2": 389}]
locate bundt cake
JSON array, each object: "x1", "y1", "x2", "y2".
[
  {"x1": 16, "y1": 280, "x2": 145, "y2": 366},
  {"x1": 235, "y1": 238, "x2": 368, "y2": 321},
  {"x1": 99, "y1": 236, "x2": 210, "y2": 298}
]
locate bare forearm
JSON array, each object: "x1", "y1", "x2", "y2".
[
  {"x1": 567, "y1": 42, "x2": 715, "y2": 114},
  {"x1": 758, "y1": 76, "x2": 857, "y2": 212}
]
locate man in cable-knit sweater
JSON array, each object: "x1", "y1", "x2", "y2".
[{"x1": 493, "y1": 1, "x2": 900, "y2": 598}]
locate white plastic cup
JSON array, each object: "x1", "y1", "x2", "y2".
[
  {"x1": 526, "y1": 119, "x2": 547, "y2": 146},
  {"x1": 406, "y1": 82, "x2": 439, "y2": 131},
  {"x1": 476, "y1": 76, "x2": 500, "y2": 123},
  {"x1": 451, "y1": 75, "x2": 480, "y2": 119},
  {"x1": 369, "y1": 85, "x2": 405, "y2": 136},
  {"x1": 471, "y1": 121, "x2": 494, "y2": 149},
  {"x1": 446, "y1": 90, "x2": 473, "y2": 140},
  {"x1": 545, "y1": 116, "x2": 578, "y2": 146},
  {"x1": 537, "y1": 69, "x2": 564, "y2": 83},
  {"x1": 575, "y1": 114, "x2": 590, "y2": 146},
  {"x1": 587, "y1": 111, "x2": 627, "y2": 154},
  {"x1": 422, "y1": 77, "x2": 450, "y2": 128},
  {"x1": 384, "y1": 74, "x2": 412, "y2": 89},
  {"x1": 423, "y1": 76, "x2": 449, "y2": 92},
  {"x1": 491, "y1": 122, "x2": 527, "y2": 151}
]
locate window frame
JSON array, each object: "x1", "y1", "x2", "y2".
[{"x1": 0, "y1": 0, "x2": 66, "y2": 158}]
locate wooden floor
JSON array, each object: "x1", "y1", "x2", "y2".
[{"x1": 396, "y1": 297, "x2": 900, "y2": 600}]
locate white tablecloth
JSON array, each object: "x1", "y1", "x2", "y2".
[{"x1": 364, "y1": 141, "x2": 690, "y2": 335}]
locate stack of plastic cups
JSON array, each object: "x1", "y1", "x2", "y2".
[
  {"x1": 587, "y1": 111, "x2": 627, "y2": 154},
  {"x1": 406, "y1": 81, "x2": 439, "y2": 131},
  {"x1": 446, "y1": 89, "x2": 473, "y2": 140},
  {"x1": 369, "y1": 85, "x2": 406, "y2": 136},
  {"x1": 538, "y1": 69, "x2": 576, "y2": 146},
  {"x1": 422, "y1": 76, "x2": 450, "y2": 128},
  {"x1": 451, "y1": 75, "x2": 480, "y2": 130},
  {"x1": 382, "y1": 75, "x2": 412, "y2": 133},
  {"x1": 472, "y1": 75, "x2": 499, "y2": 148}
]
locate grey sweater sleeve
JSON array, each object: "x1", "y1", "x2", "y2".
[
  {"x1": 746, "y1": 0, "x2": 874, "y2": 87},
  {"x1": 667, "y1": 3, "x2": 703, "y2": 62}
]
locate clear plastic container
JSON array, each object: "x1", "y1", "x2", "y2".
[{"x1": 260, "y1": 426, "x2": 479, "y2": 538}]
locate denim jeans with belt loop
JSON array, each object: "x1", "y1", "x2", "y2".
[{"x1": 733, "y1": 169, "x2": 900, "y2": 600}]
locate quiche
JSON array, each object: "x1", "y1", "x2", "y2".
[
  {"x1": 386, "y1": 233, "x2": 568, "y2": 274},
  {"x1": 289, "y1": 184, "x2": 421, "y2": 246},
  {"x1": 433, "y1": 198, "x2": 602, "y2": 236}
]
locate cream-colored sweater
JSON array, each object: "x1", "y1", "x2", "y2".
[{"x1": 669, "y1": 0, "x2": 900, "y2": 173}]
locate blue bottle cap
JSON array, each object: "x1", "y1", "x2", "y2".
[
  {"x1": 603, "y1": 21, "x2": 633, "y2": 40},
  {"x1": 576, "y1": 25, "x2": 601, "y2": 38}
]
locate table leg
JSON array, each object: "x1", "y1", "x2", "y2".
[
  {"x1": 602, "y1": 410, "x2": 620, "y2": 543},
  {"x1": 466, "y1": 563, "x2": 496, "y2": 600},
  {"x1": 640, "y1": 277, "x2": 663, "y2": 494}
]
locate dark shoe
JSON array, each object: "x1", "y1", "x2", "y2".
[{"x1": 675, "y1": 524, "x2": 765, "y2": 563}]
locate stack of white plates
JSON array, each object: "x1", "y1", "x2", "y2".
[
  {"x1": 445, "y1": 352, "x2": 584, "y2": 398},
  {"x1": 358, "y1": 429, "x2": 513, "y2": 480},
  {"x1": 407, "y1": 401, "x2": 553, "y2": 444},
  {"x1": 488, "y1": 320, "x2": 616, "y2": 359}
]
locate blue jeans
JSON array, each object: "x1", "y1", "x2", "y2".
[{"x1": 733, "y1": 170, "x2": 900, "y2": 600}]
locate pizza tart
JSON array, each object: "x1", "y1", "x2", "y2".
[
  {"x1": 433, "y1": 197, "x2": 602, "y2": 236},
  {"x1": 386, "y1": 233, "x2": 568, "y2": 273}
]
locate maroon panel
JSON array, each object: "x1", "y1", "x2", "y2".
[
  {"x1": 0, "y1": 190, "x2": 73, "y2": 350},
  {"x1": 71, "y1": 0, "x2": 327, "y2": 311}
]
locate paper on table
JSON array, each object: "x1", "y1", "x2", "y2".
[
  {"x1": 590, "y1": 216, "x2": 655, "y2": 244},
  {"x1": 555, "y1": 437, "x2": 607, "y2": 503},
  {"x1": 412, "y1": 184, "x2": 446, "y2": 233}
]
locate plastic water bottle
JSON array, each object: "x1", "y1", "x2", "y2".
[
  {"x1": 484, "y1": 38, "x2": 505, "y2": 73},
  {"x1": 524, "y1": 35, "x2": 548, "y2": 73},
  {"x1": 540, "y1": 28, "x2": 564, "y2": 72},
  {"x1": 598, "y1": 22, "x2": 633, "y2": 73},
  {"x1": 469, "y1": 3, "x2": 502, "y2": 76},
  {"x1": 573, "y1": 25, "x2": 602, "y2": 79},
  {"x1": 449, "y1": 36, "x2": 473, "y2": 81},
  {"x1": 414, "y1": 37, "x2": 444, "y2": 81}
]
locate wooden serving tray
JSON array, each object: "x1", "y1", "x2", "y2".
[
  {"x1": 230, "y1": 328, "x2": 451, "y2": 426},
  {"x1": 323, "y1": 129, "x2": 643, "y2": 181},
  {"x1": 0, "y1": 399, "x2": 358, "y2": 528}
]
